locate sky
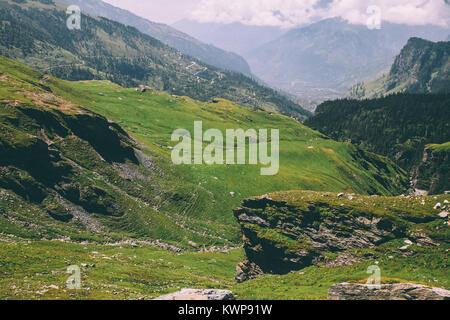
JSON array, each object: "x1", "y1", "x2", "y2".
[{"x1": 103, "y1": 0, "x2": 450, "y2": 28}]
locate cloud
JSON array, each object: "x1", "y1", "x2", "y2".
[{"x1": 189, "y1": 0, "x2": 450, "y2": 28}]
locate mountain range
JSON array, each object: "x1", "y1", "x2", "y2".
[
  {"x1": 0, "y1": 55, "x2": 408, "y2": 246},
  {"x1": 58, "y1": 0, "x2": 252, "y2": 76},
  {"x1": 0, "y1": 0, "x2": 310, "y2": 119},
  {"x1": 245, "y1": 18, "x2": 449, "y2": 102},
  {"x1": 0, "y1": 0, "x2": 449, "y2": 301}
]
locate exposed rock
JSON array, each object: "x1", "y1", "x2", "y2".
[
  {"x1": 328, "y1": 283, "x2": 450, "y2": 300},
  {"x1": 438, "y1": 211, "x2": 448, "y2": 218},
  {"x1": 236, "y1": 260, "x2": 264, "y2": 283},
  {"x1": 153, "y1": 289, "x2": 234, "y2": 300},
  {"x1": 234, "y1": 196, "x2": 409, "y2": 282},
  {"x1": 234, "y1": 192, "x2": 444, "y2": 282},
  {"x1": 188, "y1": 241, "x2": 199, "y2": 249},
  {"x1": 434, "y1": 203, "x2": 442, "y2": 210}
]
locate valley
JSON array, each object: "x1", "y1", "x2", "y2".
[{"x1": 0, "y1": 0, "x2": 448, "y2": 302}]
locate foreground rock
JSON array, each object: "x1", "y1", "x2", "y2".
[
  {"x1": 328, "y1": 283, "x2": 450, "y2": 300},
  {"x1": 153, "y1": 289, "x2": 235, "y2": 300},
  {"x1": 234, "y1": 191, "x2": 447, "y2": 282}
]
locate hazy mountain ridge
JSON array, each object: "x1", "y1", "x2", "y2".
[
  {"x1": 347, "y1": 38, "x2": 450, "y2": 99},
  {"x1": 0, "y1": 0, "x2": 310, "y2": 119},
  {"x1": 245, "y1": 18, "x2": 449, "y2": 102},
  {"x1": 172, "y1": 19, "x2": 287, "y2": 57},
  {"x1": 58, "y1": 0, "x2": 253, "y2": 76}
]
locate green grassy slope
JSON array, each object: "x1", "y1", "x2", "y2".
[
  {"x1": 0, "y1": 0, "x2": 309, "y2": 119},
  {"x1": 1, "y1": 191, "x2": 448, "y2": 300},
  {"x1": 0, "y1": 55, "x2": 409, "y2": 248}
]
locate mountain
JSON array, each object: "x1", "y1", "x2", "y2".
[
  {"x1": 58, "y1": 0, "x2": 252, "y2": 76},
  {"x1": 245, "y1": 18, "x2": 449, "y2": 102},
  {"x1": 347, "y1": 38, "x2": 450, "y2": 99},
  {"x1": 0, "y1": 0, "x2": 310, "y2": 120},
  {"x1": 0, "y1": 55, "x2": 409, "y2": 245},
  {"x1": 305, "y1": 93, "x2": 450, "y2": 194},
  {"x1": 172, "y1": 19, "x2": 287, "y2": 57},
  {"x1": 2, "y1": 56, "x2": 449, "y2": 300}
]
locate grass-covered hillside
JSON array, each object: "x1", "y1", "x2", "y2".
[
  {"x1": 0, "y1": 55, "x2": 409, "y2": 249},
  {"x1": 1, "y1": 191, "x2": 448, "y2": 300},
  {"x1": 1, "y1": 56, "x2": 448, "y2": 300},
  {"x1": 0, "y1": 0, "x2": 310, "y2": 119}
]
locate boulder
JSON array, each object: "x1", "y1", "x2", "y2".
[
  {"x1": 328, "y1": 283, "x2": 450, "y2": 300},
  {"x1": 153, "y1": 289, "x2": 234, "y2": 300},
  {"x1": 438, "y1": 211, "x2": 448, "y2": 218},
  {"x1": 188, "y1": 241, "x2": 199, "y2": 249}
]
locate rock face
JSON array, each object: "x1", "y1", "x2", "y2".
[
  {"x1": 234, "y1": 192, "x2": 445, "y2": 283},
  {"x1": 412, "y1": 145, "x2": 449, "y2": 195},
  {"x1": 328, "y1": 283, "x2": 450, "y2": 300},
  {"x1": 153, "y1": 289, "x2": 234, "y2": 301},
  {"x1": 234, "y1": 196, "x2": 405, "y2": 282}
]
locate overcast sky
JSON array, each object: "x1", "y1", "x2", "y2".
[{"x1": 103, "y1": 0, "x2": 450, "y2": 28}]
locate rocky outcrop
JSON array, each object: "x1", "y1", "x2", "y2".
[
  {"x1": 236, "y1": 260, "x2": 264, "y2": 284},
  {"x1": 328, "y1": 283, "x2": 450, "y2": 300},
  {"x1": 412, "y1": 144, "x2": 449, "y2": 195},
  {"x1": 153, "y1": 289, "x2": 235, "y2": 300},
  {"x1": 234, "y1": 195, "x2": 403, "y2": 282},
  {"x1": 234, "y1": 192, "x2": 446, "y2": 283}
]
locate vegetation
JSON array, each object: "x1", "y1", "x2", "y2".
[
  {"x1": 305, "y1": 93, "x2": 450, "y2": 193},
  {"x1": 1, "y1": 190, "x2": 448, "y2": 300},
  {"x1": 0, "y1": 55, "x2": 409, "y2": 249},
  {"x1": 0, "y1": 0, "x2": 310, "y2": 119},
  {"x1": 233, "y1": 190, "x2": 450, "y2": 299},
  {"x1": 57, "y1": 0, "x2": 253, "y2": 75},
  {"x1": 0, "y1": 39, "x2": 447, "y2": 299}
]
